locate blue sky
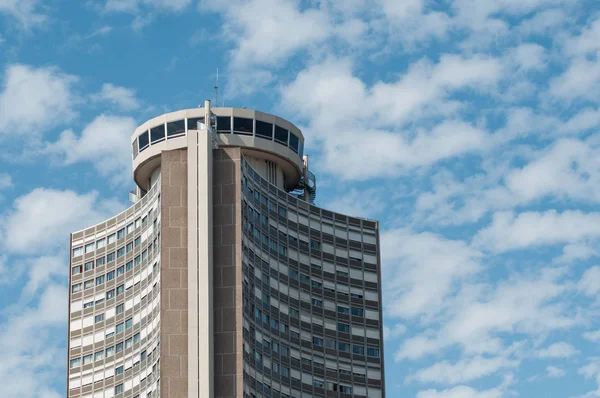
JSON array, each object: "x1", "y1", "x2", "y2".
[{"x1": 0, "y1": 0, "x2": 600, "y2": 397}]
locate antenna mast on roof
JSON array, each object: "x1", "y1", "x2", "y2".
[{"x1": 214, "y1": 68, "x2": 219, "y2": 108}]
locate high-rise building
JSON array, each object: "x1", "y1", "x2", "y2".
[{"x1": 66, "y1": 102, "x2": 385, "y2": 398}]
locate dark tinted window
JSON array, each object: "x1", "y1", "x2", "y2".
[
  {"x1": 150, "y1": 125, "x2": 165, "y2": 143},
  {"x1": 255, "y1": 120, "x2": 273, "y2": 139},
  {"x1": 234, "y1": 117, "x2": 253, "y2": 135},
  {"x1": 217, "y1": 116, "x2": 231, "y2": 133},
  {"x1": 299, "y1": 141, "x2": 304, "y2": 158},
  {"x1": 274, "y1": 126, "x2": 288, "y2": 145},
  {"x1": 187, "y1": 117, "x2": 204, "y2": 131},
  {"x1": 138, "y1": 131, "x2": 149, "y2": 150},
  {"x1": 167, "y1": 120, "x2": 186, "y2": 136},
  {"x1": 289, "y1": 133, "x2": 299, "y2": 153}
]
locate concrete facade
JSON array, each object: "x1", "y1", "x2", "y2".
[{"x1": 67, "y1": 104, "x2": 385, "y2": 398}]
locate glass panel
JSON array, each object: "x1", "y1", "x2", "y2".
[
  {"x1": 138, "y1": 131, "x2": 149, "y2": 150},
  {"x1": 187, "y1": 117, "x2": 204, "y2": 131},
  {"x1": 217, "y1": 116, "x2": 231, "y2": 133},
  {"x1": 255, "y1": 120, "x2": 273, "y2": 139},
  {"x1": 132, "y1": 138, "x2": 138, "y2": 158},
  {"x1": 150, "y1": 125, "x2": 165, "y2": 143},
  {"x1": 299, "y1": 140, "x2": 304, "y2": 158},
  {"x1": 274, "y1": 126, "x2": 288, "y2": 145},
  {"x1": 289, "y1": 133, "x2": 299, "y2": 153},
  {"x1": 234, "y1": 117, "x2": 253, "y2": 135},
  {"x1": 167, "y1": 120, "x2": 186, "y2": 136}
]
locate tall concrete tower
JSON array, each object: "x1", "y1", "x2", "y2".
[{"x1": 66, "y1": 102, "x2": 385, "y2": 398}]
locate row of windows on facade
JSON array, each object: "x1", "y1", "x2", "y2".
[
  {"x1": 72, "y1": 235, "x2": 158, "y2": 291},
  {"x1": 251, "y1": 307, "x2": 380, "y2": 357},
  {"x1": 253, "y1": 334, "x2": 379, "y2": 380},
  {"x1": 69, "y1": 332, "x2": 144, "y2": 368},
  {"x1": 70, "y1": 282, "x2": 159, "y2": 351},
  {"x1": 70, "y1": 344, "x2": 160, "y2": 397},
  {"x1": 72, "y1": 214, "x2": 155, "y2": 257},
  {"x1": 244, "y1": 190, "x2": 377, "y2": 248},
  {"x1": 133, "y1": 116, "x2": 304, "y2": 159},
  {"x1": 72, "y1": 262, "x2": 158, "y2": 315}
]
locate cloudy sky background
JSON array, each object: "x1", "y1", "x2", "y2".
[{"x1": 1, "y1": 0, "x2": 600, "y2": 397}]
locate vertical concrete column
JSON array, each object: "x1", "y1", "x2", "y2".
[{"x1": 187, "y1": 127, "x2": 214, "y2": 398}]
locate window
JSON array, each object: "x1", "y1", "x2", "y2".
[
  {"x1": 96, "y1": 275, "x2": 104, "y2": 286},
  {"x1": 117, "y1": 284, "x2": 124, "y2": 295},
  {"x1": 72, "y1": 266, "x2": 81, "y2": 275},
  {"x1": 289, "y1": 132, "x2": 299, "y2": 153},
  {"x1": 117, "y1": 265, "x2": 124, "y2": 276},
  {"x1": 338, "y1": 323, "x2": 350, "y2": 333},
  {"x1": 70, "y1": 358, "x2": 81, "y2": 368},
  {"x1": 311, "y1": 280, "x2": 322, "y2": 288},
  {"x1": 117, "y1": 228, "x2": 125, "y2": 239},
  {"x1": 216, "y1": 116, "x2": 231, "y2": 133},
  {"x1": 281, "y1": 366, "x2": 289, "y2": 377},
  {"x1": 140, "y1": 350, "x2": 147, "y2": 361},
  {"x1": 116, "y1": 304, "x2": 124, "y2": 314},
  {"x1": 95, "y1": 298, "x2": 104, "y2": 305},
  {"x1": 106, "y1": 252, "x2": 115, "y2": 262},
  {"x1": 133, "y1": 333, "x2": 140, "y2": 343},
  {"x1": 84, "y1": 280, "x2": 93, "y2": 290},
  {"x1": 125, "y1": 337, "x2": 133, "y2": 349},
  {"x1": 82, "y1": 354, "x2": 93, "y2": 365},
  {"x1": 142, "y1": 250, "x2": 147, "y2": 261},
  {"x1": 115, "y1": 384, "x2": 123, "y2": 394},
  {"x1": 116, "y1": 342, "x2": 123, "y2": 353},
  {"x1": 107, "y1": 233, "x2": 116, "y2": 244},
  {"x1": 278, "y1": 244, "x2": 287, "y2": 255},
  {"x1": 107, "y1": 271, "x2": 115, "y2": 281},
  {"x1": 106, "y1": 346, "x2": 115, "y2": 357},
  {"x1": 325, "y1": 339, "x2": 336, "y2": 349},
  {"x1": 126, "y1": 261, "x2": 133, "y2": 271},
  {"x1": 233, "y1": 117, "x2": 253, "y2": 135},
  {"x1": 263, "y1": 339, "x2": 270, "y2": 349},
  {"x1": 83, "y1": 300, "x2": 94, "y2": 309},
  {"x1": 313, "y1": 337, "x2": 323, "y2": 346},
  {"x1": 115, "y1": 365, "x2": 124, "y2": 375},
  {"x1": 338, "y1": 342, "x2": 350, "y2": 352},
  {"x1": 134, "y1": 255, "x2": 141, "y2": 266},
  {"x1": 106, "y1": 289, "x2": 115, "y2": 300},
  {"x1": 94, "y1": 350, "x2": 104, "y2": 361},
  {"x1": 96, "y1": 257, "x2": 105, "y2": 267},
  {"x1": 84, "y1": 242, "x2": 94, "y2": 253},
  {"x1": 126, "y1": 223, "x2": 134, "y2": 234},
  {"x1": 117, "y1": 247, "x2": 125, "y2": 258},
  {"x1": 187, "y1": 117, "x2": 204, "y2": 131},
  {"x1": 281, "y1": 346, "x2": 289, "y2": 357},
  {"x1": 367, "y1": 347, "x2": 380, "y2": 358},
  {"x1": 167, "y1": 119, "x2": 186, "y2": 136},
  {"x1": 255, "y1": 120, "x2": 273, "y2": 139},
  {"x1": 116, "y1": 323, "x2": 124, "y2": 333},
  {"x1": 278, "y1": 206, "x2": 287, "y2": 217},
  {"x1": 300, "y1": 273, "x2": 310, "y2": 283},
  {"x1": 338, "y1": 306, "x2": 350, "y2": 315},
  {"x1": 312, "y1": 298, "x2": 323, "y2": 308},
  {"x1": 289, "y1": 308, "x2": 299, "y2": 319},
  {"x1": 150, "y1": 125, "x2": 165, "y2": 143},
  {"x1": 138, "y1": 130, "x2": 149, "y2": 149},
  {"x1": 134, "y1": 237, "x2": 141, "y2": 247},
  {"x1": 84, "y1": 261, "x2": 94, "y2": 272},
  {"x1": 274, "y1": 125, "x2": 288, "y2": 145},
  {"x1": 125, "y1": 318, "x2": 132, "y2": 329},
  {"x1": 351, "y1": 307, "x2": 364, "y2": 317},
  {"x1": 353, "y1": 345, "x2": 365, "y2": 355},
  {"x1": 72, "y1": 247, "x2": 83, "y2": 257},
  {"x1": 95, "y1": 314, "x2": 104, "y2": 323},
  {"x1": 126, "y1": 242, "x2": 133, "y2": 253}
]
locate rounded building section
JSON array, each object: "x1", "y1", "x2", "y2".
[
  {"x1": 240, "y1": 159, "x2": 385, "y2": 398},
  {"x1": 67, "y1": 180, "x2": 162, "y2": 398},
  {"x1": 131, "y1": 105, "x2": 306, "y2": 195}
]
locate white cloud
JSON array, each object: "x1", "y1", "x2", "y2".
[
  {"x1": 536, "y1": 342, "x2": 580, "y2": 359},
  {"x1": 0, "y1": 64, "x2": 78, "y2": 137},
  {"x1": 583, "y1": 330, "x2": 600, "y2": 343},
  {"x1": 407, "y1": 355, "x2": 519, "y2": 385},
  {"x1": 0, "y1": 0, "x2": 45, "y2": 28},
  {"x1": 280, "y1": 55, "x2": 500, "y2": 179},
  {"x1": 383, "y1": 323, "x2": 407, "y2": 341},
  {"x1": 517, "y1": 8, "x2": 569, "y2": 36},
  {"x1": 554, "y1": 242, "x2": 598, "y2": 264},
  {"x1": 92, "y1": 83, "x2": 141, "y2": 111},
  {"x1": 381, "y1": 229, "x2": 482, "y2": 320},
  {"x1": 1, "y1": 188, "x2": 124, "y2": 255},
  {"x1": 549, "y1": 57, "x2": 600, "y2": 103},
  {"x1": 105, "y1": 0, "x2": 191, "y2": 13},
  {"x1": 416, "y1": 385, "x2": 504, "y2": 398},
  {"x1": 546, "y1": 366, "x2": 566, "y2": 378},
  {"x1": 22, "y1": 256, "x2": 66, "y2": 298},
  {"x1": 44, "y1": 114, "x2": 137, "y2": 186},
  {"x1": 324, "y1": 188, "x2": 385, "y2": 219},
  {"x1": 578, "y1": 266, "x2": 600, "y2": 297},
  {"x1": 473, "y1": 210, "x2": 600, "y2": 253},
  {"x1": 563, "y1": 15, "x2": 600, "y2": 57}
]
